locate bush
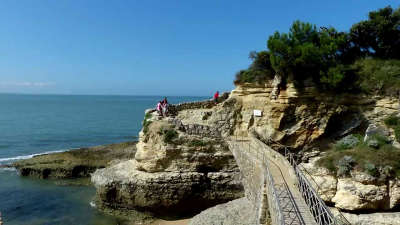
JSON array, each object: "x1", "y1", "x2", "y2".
[
  {"x1": 188, "y1": 139, "x2": 207, "y2": 147},
  {"x1": 163, "y1": 129, "x2": 178, "y2": 144},
  {"x1": 337, "y1": 156, "x2": 355, "y2": 177},
  {"x1": 142, "y1": 120, "x2": 152, "y2": 134},
  {"x1": 364, "y1": 162, "x2": 379, "y2": 177},
  {"x1": 384, "y1": 114, "x2": 400, "y2": 127},
  {"x1": 353, "y1": 58, "x2": 400, "y2": 96},
  {"x1": 234, "y1": 51, "x2": 275, "y2": 85},
  {"x1": 384, "y1": 114, "x2": 400, "y2": 142},
  {"x1": 395, "y1": 126, "x2": 400, "y2": 142},
  {"x1": 318, "y1": 142, "x2": 400, "y2": 177},
  {"x1": 335, "y1": 135, "x2": 360, "y2": 150}
]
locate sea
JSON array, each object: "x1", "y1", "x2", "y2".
[{"x1": 0, "y1": 94, "x2": 207, "y2": 225}]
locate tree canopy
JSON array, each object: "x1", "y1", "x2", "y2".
[{"x1": 234, "y1": 6, "x2": 400, "y2": 96}]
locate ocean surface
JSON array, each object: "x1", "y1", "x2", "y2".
[{"x1": 0, "y1": 94, "x2": 207, "y2": 225}]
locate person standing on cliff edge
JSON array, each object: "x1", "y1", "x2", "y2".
[{"x1": 213, "y1": 91, "x2": 219, "y2": 104}]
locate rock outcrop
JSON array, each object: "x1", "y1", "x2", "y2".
[{"x1": 92, "y1": 96, "x2": 244, "y2": 216}]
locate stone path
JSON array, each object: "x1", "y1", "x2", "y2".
[{"x1": 229, "y1": 137, "x2": 318, "y2": 225}]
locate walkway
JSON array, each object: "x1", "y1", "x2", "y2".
[{"x1": 228, "y1": 137, "x2": 318, "y2": 225}]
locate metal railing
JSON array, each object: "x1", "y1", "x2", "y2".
[
  {"x1": 285, "y1": 149, "x2": 351, "y2": 225},
  {"x1": 231, "y1": 136, "x2": 308, "y2": 225}
]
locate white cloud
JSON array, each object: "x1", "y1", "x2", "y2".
[{"x1": 0, "y1": 82, "x2": 55, "y2": 87}]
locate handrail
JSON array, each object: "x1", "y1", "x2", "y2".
[
  {"x1": 284, "y1": 148, "x2": 351, "y2": 225},
  {"x1": 296, "y1": 164, "x2": 351, "y2": 225},
  {"x1": 230, "y1": 137, "x2": 285, "y2": 225}
]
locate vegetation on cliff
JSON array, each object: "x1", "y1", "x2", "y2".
[{"x1": 234, "y1": 6, "x2": 400, "y2": 95}]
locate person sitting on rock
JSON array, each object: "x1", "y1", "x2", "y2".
[
  {"x1": 161, "y1": 98, "x2": 168, "y2": 116},
  {"x1": 156, "y1": 101, "x2": 162, "y2": 116}
]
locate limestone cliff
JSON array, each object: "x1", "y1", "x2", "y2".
[
  {"x1": 91, "y1": 79, "x2": 400, "y2": 223},
  {"x1": 230, "y1": 82, "x2": 398, "y2": 150}
]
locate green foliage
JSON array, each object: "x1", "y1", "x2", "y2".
[
  {"x1": 364, "y1": 162, "x2": 379, "y2": 177},
  {"x1": 188, "y1": 139, "x2": 207, "y2": 147},
  {"x1": 395, "y1": 126, "x2": 400, "y2": 142},
  {"x1": 142, "y1": 120, "x2": 152, "y2": 134},
  {"x1": 385, "y1": 114, "x2": 400, "y2": 126},
  {"x1": 373, "y1": 134, "x2": 391, "y2": 147},
  {"x1": 353, "y1": 58, "x2": 400, "y2": 95},
  {"x1": 234, "y1": 51, "x2": 275, "y2": 85},
  {"x1": 317, "y1": 141, "x2": 400, "y2": 178},
  {"x1": 337, "y1": 156, "x2": 355, "y2": 177},
  {"x1": 267, "y1": 21, "x2": 355, "y2": 90},
  {"x1": 234, "y1": 6, "x2": 400, "y2": 96},
  {"x1": 144, "y1": 112, "x2": 152, "y2": 120},
  {"x1": 335, "y1": 135, "x2": 361, "y2": 150},
  {"x1": 384, "y1": 114, "x2": 400, "y2": 142},
  {"x1": 162, "y1": 129, "x2": 178, "y2": 144},
  {"x1": 350, "y1": 6, "x2": 400, "y2": 59}
]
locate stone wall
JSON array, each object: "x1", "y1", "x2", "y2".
[
  {"x1": 227, "y1": 140, "x2": 267, "y2": 225},
  {"x1": 168, "y1": 92, "x2": 230, "y2": 115},
  {"x1": 169, "y1": 118, "x2": 222, "y2": 137}
]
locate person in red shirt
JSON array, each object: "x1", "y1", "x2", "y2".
[{"x1": 213, "y1": 91, "x2": 219, "y2": 104}]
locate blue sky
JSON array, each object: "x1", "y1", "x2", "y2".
[{"x1": 0, "y1": 1, "x2": 398, "y2": 96}]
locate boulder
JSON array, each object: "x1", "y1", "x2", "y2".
[
  {"x1": 364, "y1": 123, "x2": 390, "y2": 142},
  {"x1": 332, "y1": 178, "x2": 389, "y2": 211},
  {"x1": 189, "y1": 197, "x2": 256, "y2": 225},
  {"x1": 91, "y1": 160, "x2": 243, "y2": 216}
]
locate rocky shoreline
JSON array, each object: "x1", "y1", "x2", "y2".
[{"x1": 12, "y1": 141, "x2": 137, "y2": 179}]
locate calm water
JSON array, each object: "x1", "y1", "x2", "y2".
[{"x1": 0, "y1": 94, "x2": 207, "y2": 225}]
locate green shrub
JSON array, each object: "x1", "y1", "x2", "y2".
[
  {"x1": 337, "y1": 156, "x2": 355, "y2": 177},
  {"x1": 353, "y1": 58, "x2": 400, "y2": 96},
  {"x1": 163, "y1": 129, "x2": 178, "y2": 144},
  {"x1": 335, "y1": 135, "x2": 361, "y2": 150},
  {"x1": 384, "y1": 115, "x2": 400, "y2": 127},
  {"x1": 395, "y1": 126, "x2": 400, "y2": 142},
  {"x1": 188, "y1": 139, "x2": 207, "y2": 147},
  {"x1": 318, "y1": 142, "x2": 400, "y2": 177},
  {"x1": 234, "y1": 51, "x2": 275, "y2": 85},
  {"x1": 374, "y1": 134, "x2": 391, "y2": 147},
  {"x1": 142, "y1": 120, "x2": 152, "y2": 134},
  {"x1": 144, "y1": 112, "x2": 152, "y2": 120},
  {"x1": 364, "y1": 162, "x2": 379, "y2": 177},
  {"x1": 142, "y1": 113, "x2": 153, "y2": 134}
]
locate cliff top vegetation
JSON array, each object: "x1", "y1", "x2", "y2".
[{"x1": 234, "y1": 6, "x2": 400, "y2": 96}]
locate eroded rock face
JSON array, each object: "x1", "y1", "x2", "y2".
[{"x1": 91, "y1": 160, "x2": 242, "y2": 215}]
